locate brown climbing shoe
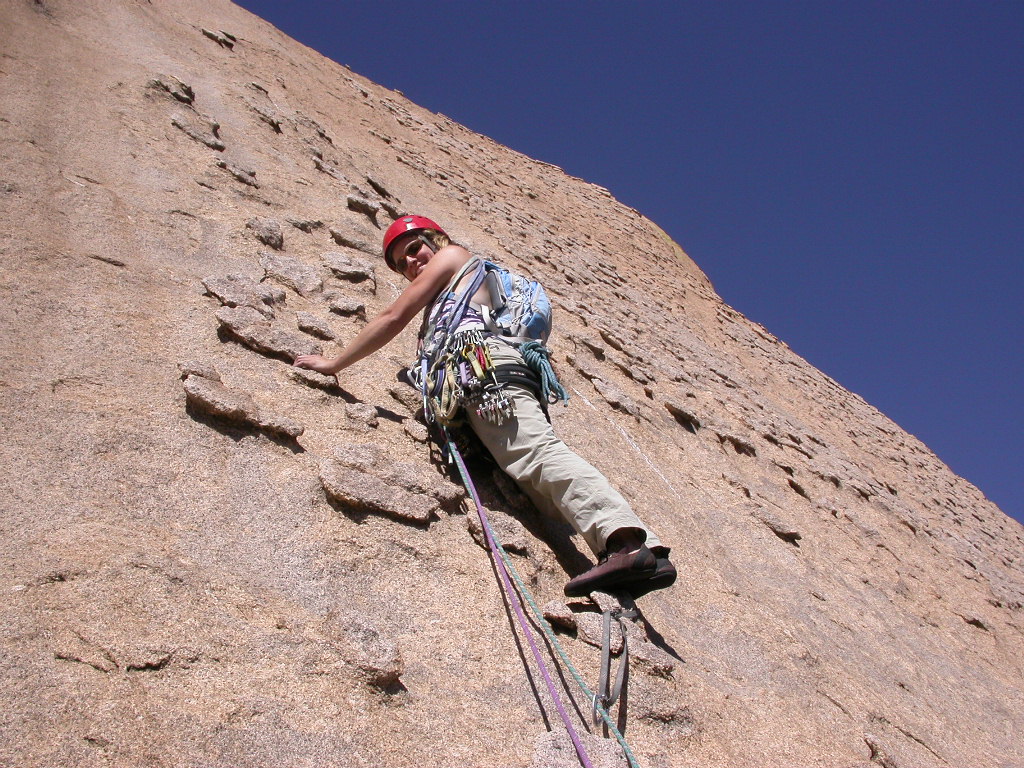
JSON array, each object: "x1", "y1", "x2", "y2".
[
  {"x1": 627, "y1": 554, "x2": 677, "y2": 599},
  {"x1": 563, "y1": 545, "x2": 657, "y2": 597}
]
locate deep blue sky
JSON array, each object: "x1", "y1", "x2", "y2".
[{"x1": 234, "y1": 1, "x2": 1023, "y2": 524}]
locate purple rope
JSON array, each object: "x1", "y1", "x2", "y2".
[{"x1": 448, "y1": 439, "x2": 594, "y2": 768}]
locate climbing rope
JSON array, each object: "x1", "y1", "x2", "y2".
[
  {"x1": 447, "y1": 435, "x2": 593, "y2": 767},
  {"x1": 519, "y1": 340, "x2": 569, "y2": 405},
  {"x1": 446, "y1": 431, "x2": 643, "y2": 768}
]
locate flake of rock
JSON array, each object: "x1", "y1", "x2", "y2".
[
  {"x1": 259, "y1": 251, "x2": 322, "y2": 296},
  {"x1": 288, "y1": 367, "x2": 340, "y2": 393},
  {"x1": 322, "y1": 617, "x2": 404, "y2": 690},
  {"x1": 665, "y1": 400, "x2": 701, "y2": 432},
  {"x1": 753, "y1": 512, "x2": 798, "y2": 548},
  {"x1": 171, "y1": 112, "x2": 224, "y2": 151},
  {"x1": 659, "y1": 362, "x2": 693, "y2": 384},
  {"x1": 325, "y1": 291, "x2": 366, "y2": 318},
  {"x1": 313, "y1": 157, "x2": 347, "y2": 182},
  {"x1": 258, "y1": 412, "x2": 306, "y2": 439},
  {"x1": 611, "y1": 354, "x2": 654, "y2": 386},
  {"x1": 634, "y1": 695, "x2": 694, "y2": 728},
  {"x1": 177, "y1": 360, "x2": 220, "y2": 381},
  {"x1": 333, "y1": 442, "x2": 387, "y2": 472},
  {"x1": 864, "y1": 734, "x2": 904, "y2": 768},
  {"x1": 215, "y1": 305, "x2": 321, "y2": 361},
  {"x1": 287, "y1": 218, "x2": 323, "y2": 233},
  {"x1": 599, "y1": 329, "x2": 626, "y2": 352},
  {"x1": 328, "y1": 228, "x2": 376, "y2": 255},
  {"x1": 296, "y1": 113, "x2": 333, "y2": 144},
  {"x1": 331, "y1": 445, "x2": 460, "y2": 511},
  {"x1": 957, "y1": 611, "x2": 991, "y2": 632},
  {"x1": 565, "y1": 354, "x2": 602, "y2": 382},
  {"x1": 201, "y1": 28, "x2": 235, "y2": 49},
  {"x1": 296, "y1": 311, "x2": 336, "y2": 340},
  {"x1": 352, "y1": 183, "x2": 377, "y2": 202},
  {"x1": 347, "y1": 195, "x2": 380, "y2": 226},
  {"x1": 251, "y1": 103, "x2": 282, "y2": 133},
  {"x1": 247, "y1": 218, "x2": 284, "y2": 250},
  {"x1": 366, "y1": 175, "x2": 393, "y2": 199},
  {"x1": 319, "y1": 461, "x2": 438, "y2": 524},
  {"x1": 542, "y1": 601, "x2": 577, "y2": 631},
  {"x1": 345, "y1": 403, "x2": 379, "y2": 430},
  {"x1": 592, "y1": 378, "x2": 640, "y2": 418},
  {"x1": 575, "y1": 612, "x2": 624, "y2": 654},
  {"x1": 182, "y1": 374, "x2": 303, "y2": 438},
  {"x1": 387, "y1": 384, "x2": 421, "y2": 415},
  {"x1": 467, "y1": 509, "x2": 531, "y2": 554},
  {"x1": 589, "y1": 590, "x2": 636, "y2": 615},
  {"x1": 624, "y1": 615, "x2": 652, "y2": 645},
  {"x1": 404, "y1": 421, "x2": 428, "y2": 443},
  {"x1": 215, "y1": 160, "x2": 258, "y2": 187},
  {"x1": 202, "y1": 273, "x2": 285, "y2": 317},
  {"x1": 387, "y1": 460, "x2": 463, "y2": 507},
  {"x1": 148, "y1": 75, "x2": 193, "y2": 104},
  {"x1": 574, "y1": 335, "x2": 607, "y2": 360},
  {"x1": 716, "y1": 431, "x2": 757, "y2": 457},
  {"x1": 379, "y1": 200, "x2": 401, "y2": 220},
  {"x1": 630, "y1": 639, "x2": 678, "y2": 677},
  {"x1": 322, "y1": 251, "x2": 376, "y2": 287},
  {"x1": 51, "y1": 628, "x2": 119, "y2": 673}
]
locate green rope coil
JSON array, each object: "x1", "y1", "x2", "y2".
[{"x1": 519, "y1": 340, "x2": 569, "y2": 405}]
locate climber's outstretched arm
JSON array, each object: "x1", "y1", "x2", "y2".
[{"x1": 293, "y1": 244, "x2": 471, "y2": 375}]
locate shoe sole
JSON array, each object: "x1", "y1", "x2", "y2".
[
  {"x1": 628, "y1": 560, "x2": 677, "y2": 599},
  {"x1": 563, "y1": 549, "x2": 658, "y2": 597}
]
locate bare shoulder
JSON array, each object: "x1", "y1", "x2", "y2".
[{"x1": 434, "y1": 243, "x2": 473, "y2": 265}]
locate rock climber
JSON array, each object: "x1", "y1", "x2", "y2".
[{"x1": 294, "y1": 215, "x2": 675, "y2": 598}]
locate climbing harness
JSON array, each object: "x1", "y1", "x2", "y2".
[{"x1": 445, "y1": 433, "x2": 644, "y2": 768}]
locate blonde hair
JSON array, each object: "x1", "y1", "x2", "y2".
[{"x1": 421, "y1": 228, "x2": 451, "y2": 251}]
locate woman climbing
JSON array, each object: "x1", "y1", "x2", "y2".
[{"x1": 294, "y1": 215, "x2": 675, "y2": 598}]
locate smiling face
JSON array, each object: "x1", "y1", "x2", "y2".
[{"x1": 392, "y1": 234, "x2": 433, "y2": 280}]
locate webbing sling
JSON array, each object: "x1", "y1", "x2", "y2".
[{"x1": 594, "y1": 606, "x2": 637, "y2": 728}]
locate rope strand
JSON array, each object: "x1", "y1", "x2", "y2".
[{"x1": 447, "y1": 434, "x2": 594, "y2": 768}]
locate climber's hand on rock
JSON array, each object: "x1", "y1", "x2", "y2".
[{"x1": 293, "y1": 354, "x2": 339, "y2": 376}]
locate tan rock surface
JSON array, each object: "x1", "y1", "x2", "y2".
[{"x1": 1, "y1": 1, "x2": 1022, "y2": 767}]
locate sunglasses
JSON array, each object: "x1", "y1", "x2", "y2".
[{"x1": 393, "y1": 238, "x2": 424, "y2": 273}]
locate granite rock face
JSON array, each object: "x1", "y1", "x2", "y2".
[{"x1": 1, "y1": 2, "x2": 1022, "y2": 768}]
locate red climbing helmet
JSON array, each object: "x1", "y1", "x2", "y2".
[{"x1": 382, "y1": 214, "x2": 447, "y2": 271}]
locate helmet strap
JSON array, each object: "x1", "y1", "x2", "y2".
[{"x1": 418, "y1": 233, "x2": 437, "y2": 253}]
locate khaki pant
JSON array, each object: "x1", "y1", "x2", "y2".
[{"x1": 466, "y1": 340, "x2": 663, "y2": 556}]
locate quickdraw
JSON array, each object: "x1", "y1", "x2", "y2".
[
  {"x1": 424, "y1": 329, "x2": 513, "y2": 427},
  {"x1": 593, "y1": 606, "x2": 638, "y2": 730}
]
